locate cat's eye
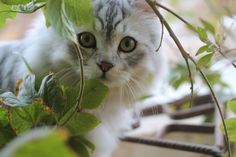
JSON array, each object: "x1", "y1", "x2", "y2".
[
  {"x1": 77, "y1": 32, "x2": 96, "y2": 48},
  {"x1": 119, "y1": 37, "x2": 137, "y2": 53}
]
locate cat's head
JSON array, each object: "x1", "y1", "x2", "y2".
[{"x1": 72, "y1": 0, "x2": 161, "y2": 87}]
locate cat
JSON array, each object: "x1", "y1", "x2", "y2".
[{"x1": 0, "y1": 0, "x2": 165, "y2": 156}]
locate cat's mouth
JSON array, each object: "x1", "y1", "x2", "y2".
[{"x1": 99, "y1": 73, "x2": 110, "y2": 82}]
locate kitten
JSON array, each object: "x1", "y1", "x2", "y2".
[{"x1": 0, "y1": 0, "x2": 165, "y2": 156}]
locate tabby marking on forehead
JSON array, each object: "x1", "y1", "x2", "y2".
[{"x1": 94, "y1": 0, "x2": 132, "y2": 40}]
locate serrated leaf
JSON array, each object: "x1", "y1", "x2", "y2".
[
  {"x1": 200, "y1": 19, "x2": 215, "y2": 34},
  {"x1": 227, "y1": 98, "x2": 236, "y2": 113},
  {"x1": 9, "y1": 103, "x2": 49, "y2": 134},
  {"x1": 45, "y1": 0, "x2": 76, "y2": 41},
  {"x1": 0, "y1": 108, "x2": 8, "y2": 127},
  {"x1": 81, "y1": 79, "x2": 109, "y2": 109},
  {"x1": 196, "y1": 27, "x2": 209, "y2": 43},
  {"x1": 197, "y1": 52, "x2": 214, "y2": 68},
  {"x1": 220, "y1": 118, "x2": 236, "y2": 142},
  {"x1": 65, "y1": 112, "x2": 100, "y2": 136},
  {"x1": 0, "y1": 1, "x2": 17, "y2": 28},
  {"x1": 64, "y1": 0, "x2": 94, "y2": 28},
  {"x1": 0, "y1": 128, "x2": 77, "y2": 157}
]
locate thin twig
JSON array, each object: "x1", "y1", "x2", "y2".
[
  {"x1": 75, "y1": 43, "x2": 85, "y2": 111},
  {"x1": 156, "y1": 19, "x2": 164, "y2": 52},
  {"x1": 145, "y1": 0, "x2": 231, "y2": 156},
  {"x1": 60, "y1": 43, "x2": 85, "y2": 126},
  {"x1": 155, "y1": 2, "x2": 190, "y2": 26},
  {"x1": 148, "y1": 0, "x2": 194, "y2": 107},
  {"x1": 190, "y1": 58, "x2": 231, "y2": 156}
]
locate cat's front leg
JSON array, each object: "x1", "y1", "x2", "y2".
[{"x1": 87, "y1": 123, "x2": 119, "y2": 157}]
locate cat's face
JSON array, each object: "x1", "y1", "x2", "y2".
[{"x1": 72, "y1": 0, "x2": 160, "y2": 87}]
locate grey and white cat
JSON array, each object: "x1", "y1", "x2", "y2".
[{"x1": 0, "y1": 0, "x2": 165, "y2": 156}]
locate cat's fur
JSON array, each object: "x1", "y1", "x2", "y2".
[{"x1": 0, "y1": 0, "x2": 165, "y2": 156}]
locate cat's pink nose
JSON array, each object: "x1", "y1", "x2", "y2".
[{"x1": 97, "y1": 61, "x2": 114, "y2": 73}]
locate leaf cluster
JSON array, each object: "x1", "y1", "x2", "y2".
[
  {"x1": 0, "y1": 74, "x2": 109, "y2": 157},
  {"x1": 0, "y1": 0, "x2": 94, "y2": 41}
]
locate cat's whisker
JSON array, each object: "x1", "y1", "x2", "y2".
[
  {"x1": 54, "y1": 66, "x2": 75, "y2": 78},
  {"x1": 129, "y1": 77, "x2": 145, "y2": 93},
  {"x1": 58, "y1": 70, "x2": 77, "y2": 84},
  {"x1": 71, "y1": 78, "x2": 80, "y2": 86},
  {"x1": 119, "y1": 86, "x2": 124, "y2": 107},
  {"x1": 124, "y1": 82, "x2": 135, "y2": 108}
]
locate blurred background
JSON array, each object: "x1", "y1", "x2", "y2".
[{"x1": 1, "y1": 0, "x2": 236, "y2": 157}]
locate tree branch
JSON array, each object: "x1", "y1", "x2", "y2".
[{"x1": 145, "y1": 0, "x2": 231, "y2": 156}]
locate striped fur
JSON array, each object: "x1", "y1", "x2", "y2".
[{"x1": 0, "y1": 1, "x2": 165, "y2": 157}]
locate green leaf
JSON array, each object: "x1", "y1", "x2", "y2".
[
  {"x1": 62, "y1": 79, "x2": 108, "y2": 110},
  {"x1": 0, "y1": 128, "x2": 77, "y2": 157},
  {"x1": 0, "y1": 108, "x2": 8, "y2": 127},
  {"x1": 200, "y1": 19, "x2": 215, "y2": 34},
  {"x1": 196, "y1": 45, "x2": 209, "y2": 56},
  {"x1": 196, "y1": 44, "x2": 215, "y2": 56},
  {"x1": 186, "y1": 24, "x2": 197, "y2": 32},
  {"x1": 0, "y1": 125, "x2": 16, "y2": 148},
  {"x1": 0, "y1": 1, "x2": 16, "y2": 28},
  {"x1": 169, "y1": 62, "x2": 195, "y2": 89},
  {"x1": 65, "y1": 112, "x2": 100, "y2": 136},
  {"x1": 196, "y1": 27, "x2": 209, "y2": 43},
  {"x1": 220, "y1": 118, "x2": 236, "y2": 142},
  {"x1": 78, "y1": 136, "x2": 95, "y2": 152},
  {"x1": 45, "y1": 0, "x2": 76, "y2": 41},
  {"x1": 64, "y1": 0, "x2": 94, "y2": 28},
  {"x1": 68, "y1": 137, "x2": 90, "y2": 157},
  {"x1": 81, "y1": 79, "x2": 109, "y2": 109},
  {"x1": 197, "y1": 52, "x2": 214, "y2": 68},
  {"x1": 9, "y1": 103, "x2": 49, "y2": 134},
  {"x1": 0, "y1": 0, "x2": 31, "y2": 5},
  {"x1": 205, "y1": 71, "x2": 222, "y2": 86},
  {"x1": 215, "y1": 34, "x2": 223, "y2": 43},
  {"x1": 227, "y1": 98, "x2": 236, "y2": 113}
]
